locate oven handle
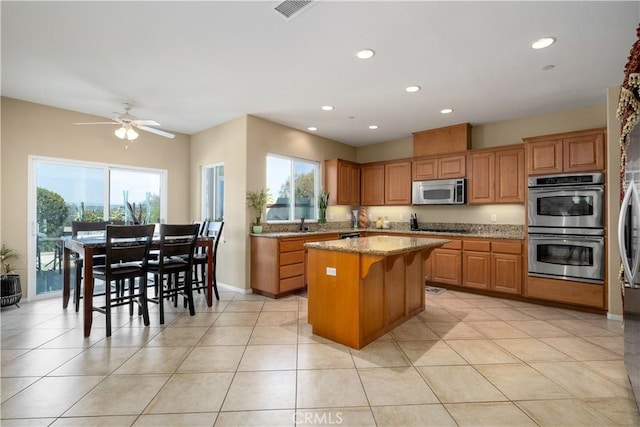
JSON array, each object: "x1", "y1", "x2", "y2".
[
  {"x1": 618, "y1": 181, "x2": 640, "y2": 283},
  {"x1": 529, "y1": 234, "x2": 603, "y2": 242},
  {"x1": 528, "y1": 185, "x2": 603, "y2": 193}
]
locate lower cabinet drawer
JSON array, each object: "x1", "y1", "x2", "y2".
[
  {"x1": 492, "y1": 241, "x2": 522, "y2": 255},
  {"x1": 526, "y1": 276, "x2": 604, "y2": 308},
  {"x1": 280, "y1": 263, "x2": 304, "y2": 279},
  {"x1": 280, "y1": 275, "x2": 304, "y2": 292},
  {"x1": 280, "y1": 251, "x2": 304, "y2": 266}
]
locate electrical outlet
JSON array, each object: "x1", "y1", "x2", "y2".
[
  {"x1": 346, "y1": 213, "x2": 351, "y2": 220},
  {"x1": 399, "y1": 214, "x2": 405, "y2": 220},
  {"x1": 490, "y1": 214, "x2": 497, "y2": 222},
  {"x1": 326, "y1": 267, "x2": 337, "y2": 276},
  {"x1": 329, "y1": 212, "x2": 334, "y2": 220}
]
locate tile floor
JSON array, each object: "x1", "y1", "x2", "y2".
[{"x1": 2, "y1": 288, "x2": 640, "y2": 426}]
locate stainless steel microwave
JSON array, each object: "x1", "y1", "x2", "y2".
[{"x1": 412, "y1": 179, "x2": 466, "y2": 205}]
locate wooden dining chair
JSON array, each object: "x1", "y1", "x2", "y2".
[
  {"x1": 71, "y1": 221, "x2": 109, "y2": 312},
  {"x1": 192, "y1": 221, "x2": 223, "y2": 301},
  {"x1": 147, "y1": 223, "x2": 200, "y2": 324},
  {"x1": 92, "y1": 224, "x2": 155, "y2": 337}
]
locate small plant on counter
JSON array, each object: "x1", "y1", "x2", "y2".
[
  {"x1": 246, "y1": 188, "x2": 271, "y2": 232},
  {"x1": 318, "y1": 189, "x2": 330, "y2": 224}
]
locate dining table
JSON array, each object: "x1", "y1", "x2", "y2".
[{"x1": 63, "y1": 236, "x2": 215, "y2": 337}]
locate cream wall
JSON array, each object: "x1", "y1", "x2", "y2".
[
  {"x1": 1, "y1": 97, "x2": 191, "y2": 298},
  {"x1": 190, "y1": 116, "x2": 248, "y2": 292}
]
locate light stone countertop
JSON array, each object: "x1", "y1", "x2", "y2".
[
  {"x1": 304, "y1": 235, "x2": 450, "y2": 256},
  {"x1": 250, "y1": 227, "x2": 524, "y2": 240}
]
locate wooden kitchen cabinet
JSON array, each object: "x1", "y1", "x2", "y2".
[
  {"x1": 490, "y1": 240, "x2": 522, "y2": 294},
  {"x1": 324, "y1": 159, "x2": 360, "y2": 205},
  {"x1": 384, "y1": 161, "x2": 412, "y2": 205},
  {"x1": 413, "y1": 123, "x2": 471, "y2": 157},
  {"x1": 524, "y1": 128, "x2": 605, "y2": 175},
  {"x1": 412, "y1": 154, "x2": 466, "y2": 181},
  {"x1": 462, "y1": 240, "x2": 491, "y2": 289},
  {"x1": 361, "y1": 163, "x2": 385, "y2": 206},
  {"x1": 467, "y1": 145, "x2": 524, "y2": 204},
  {"x1": 423, "y1": 238, "x2": 462, "y2": 285}
]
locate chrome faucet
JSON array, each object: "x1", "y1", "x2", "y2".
[{"x1": 300, "y1": 216, "x2": 307, "y2": 232}]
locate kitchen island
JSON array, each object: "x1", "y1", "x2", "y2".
[{"x1": 305, "y1": 235, "x2": 449, "y2": 349}]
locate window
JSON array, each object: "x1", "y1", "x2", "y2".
[
  {"x1": 202, "y1": 163, "x2": 224, "y2": 221},
  {"x1": 266, "y1": 154, "x2": 319, "y2": 221}
]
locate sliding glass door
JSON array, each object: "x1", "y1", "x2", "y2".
[{"x1": 29, "y1": 156, "x2": 166, "y2": 300}]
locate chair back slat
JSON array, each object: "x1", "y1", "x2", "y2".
[
  {"x1": 105, "y1": 224, "x2": 155, "y2": 266},
  {"x1": 72, "y1": 221, "x2": 109, "y2": 237},
  {"x1": 159, "y1": 224, "x2": 200, "y2": 259}
]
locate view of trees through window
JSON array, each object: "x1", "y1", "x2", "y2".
[{"x1": 266, "y1": 154, "x2": 318, "y2": 221}]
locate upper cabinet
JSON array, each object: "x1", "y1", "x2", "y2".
[
  {"x1": 412, "y1": 154, "x2": 466, "y2": 181},
  {"x1": 324, "y1": 159, "x2": 360, "y2": 205},
  {"x1": 524, "y1": 128, "x2": 605, "y2": 175},
  {"x1": 467, "y1": 145, "x2": 525, "y2": 204},
  {"x1": 413, "y1": 123, "x2": 471, "y2": 157},
  {"x1": 384, "y1": 161, "x2": 412, "y2": 205},
  {"x1": 361, "y1": 163, "x2": 385, "y2": 206}
]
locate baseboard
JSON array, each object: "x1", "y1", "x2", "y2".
[
  {"x1": 217, "y1": 282, "x2": 252, "y2": 295},
  {"x1": 607, "y1": 312, "x2": 623, "y2": 322}
]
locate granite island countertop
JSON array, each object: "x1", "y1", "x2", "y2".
[{"x1": 304, "y1": 235, "x2": 450, "y2": 256}]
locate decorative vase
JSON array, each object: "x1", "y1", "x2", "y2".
[
  {"x1": 252, "y1": 225, "x2": 263, "y2": 234},
  {"x1": 1, "y1": 274, "x2": 22, "y2": 308}
]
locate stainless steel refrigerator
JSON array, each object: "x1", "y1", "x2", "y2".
[{"x1": 620, "y1": 124, "x2": 640, "y2": 410}]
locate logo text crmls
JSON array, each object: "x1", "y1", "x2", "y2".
[{"x1": 293, "y1": 411, "x2": 344, "y2": 425}]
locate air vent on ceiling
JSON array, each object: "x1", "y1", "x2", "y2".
[{"x1": 274, "y1": 0, "x2": 315, "y2": 20}]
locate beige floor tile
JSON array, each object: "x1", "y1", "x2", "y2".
[
  {"x1": 192, "y1": 299, "x2": 230, "y2": 313},
  {"x1": 1, "y1": 348, "x2": 84, "y2": 377},
  {"x1": 583, "y1": 397, "x2": 640, "y2": 426},
  {"x1": 65, "y1": 375, "x2": 168, "y2": 416},
  {"x1": 169, "y1": 311, "x2": 220, "y2": 327},
  {"x1": 447, "y1": 308, "x2": 498, "y2": 321},
  {"x1": 475, "y1": 363, "x2": 571, "y2": 400},
  {"x1": 467, "y1": 320, "x2": 530, "y2": 339},
  {"x1": 50, "y1": 346, "x2": 139, "y2": 376},
  {"x1": 371, "y1": 404, "x2": 457, "y2": 426},
  {"x1": 112, "y1": 346, "x2": 190, "y2": 374},
  {"x1": 445, "y1": 402, "x2": 537, "y2": 426},
  {"x1": 418, "y1": 366, "x2": 508, "y2": 403},
  {"x1": 213, "y1": 312, "x2": 259, "y2": 327},
  {"x1": 584, "y1": 335, "x2": 624, "y2": 355},
  {"x1": 0, "y1": 418, "x2": 56, "y2": 427},
  {"x1": 145, "y1": 372, "x2": 233, "y2": 414},
  {"x1": 145, "y1": 326, "x2": 209, "y2": 347},
  {"x1": 37, "y1": 328, "x2": 104, "y2": 349},
  {"x1": 446, "y1": 339, "x2": 519, "y2": 364},
  {"x1": 548, "y1": 319, "x2": 617, "y2": 337},
  {"x1": 294, "y1": 407, "x2": 376, "y2": 426},
  {"x1": 494, "y1": 338, "x2": 573, "y2": 362},
  {"x1": 417, "y1": 307, "x2": 460, "y2": 322},
  {"x1": 249, "y1": 326, "x2": 298, "y2": 345},
  {"x1": 1, "y1": 377, "x2": 40, "y2": 403},
  {"x1": 297, "y1": 324, "x2": 335, "y2": 345},
  {"x1": 298, "y1": 343, "x2": 354, "y2": 369},
  {"x1": 507, "y1": 320, "x2": 573, "y2": 338},
  {"x1": 1, "y1": 349, "x2": 29, "y2": 365},
  {"x1": 232, "y1": 293, "x2": 269, "y2": 301},
  {"x1": 457, "y1": 297, "x2": 511, "y2": 308},
  {"x1": 530, "y1": 361, "x2": 631, "y2": 398},
  {"x1": 514, "y1": 306, "x2": 576, "y2": 320},
  {"x1": 296, "y1": 369, "x2": 368, "y2": 409},
  {"x1": 540, "y1": 336, "x2": 621, "y2": 361},
  {"x1": 256, "y1": 311, "x2": 298, "y2": 326},
  {"x1": 215, "y1": 409, "x2": 294, "y2": 426},
  {"x1": 177, "y1": 345, "x2": 245, "y2": 372},
  {"x1": 238, "y1": 344, "x2": 297, "y2": 371},
  {"x1": 583, "y1": 360, "x2": 634, "y2": 388},
  {"x1": 92, "y1": 326, "x2": 162, "y2": 348},
  {"x1": 427, "y1": 322, "x2": 485, "y2": 339},
  {"x1": 0, "y1": 328, "x2": 70, "y2": 349},
  {"x1": 199, "y1": 326, "x2": 253, "y2": 345},
  {"x1": 51, "y1": 415, "x2": 138, "y2": 426},
  {"x1": 1, "y1": 376, "x2": 104, "y2": 418},
  {"x1": 482, "y1": 307, "x2": 535, "y2": 321},
  {"x1": 224, "y1": 300, "x2": 265, "y2": 312},
  {"x1": 359, "y1": 367, "x2": 438, "y2": 406},
  {"x1": 397, "y1": 340, "x2": 467, "y2": 366},
  {"x1": 350, "y1": 341, "x2": 410, "y2": 368},
  {"x1": 262, "y1": 300, "x2": 299, "y2": 312},
  {"x1": 516, "y1": 398, "x2": 618, "y2": 426},
  {"x1": 222, "y1": 370, "x2": 296, "y2": 411},
  {"x1": 134, "y1": 412, "x2": 218, "y2": 426},
  {"x1": 583, "y1": 318, "x2": 625, "y2": 335},
  {"x1": 390, "y1": 321, "x2": 441, "y2": 340}
]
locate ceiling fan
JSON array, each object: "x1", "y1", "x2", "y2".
[{"x1": 73, "y1": 103, "x2": 175, "y2": 140}]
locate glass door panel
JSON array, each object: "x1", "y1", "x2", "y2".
[{"x1": 109, "y1": 169, "x2": 161, "y2": 225}]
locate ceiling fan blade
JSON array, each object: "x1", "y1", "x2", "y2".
[
  {"x1": 137, "y1": 125, "x2": 175, "y2": 139},
  {"x1": 133, "y1": 119, "x2": 160, "y2": 126},
  {"x1": 73, "y1": 121, "x2": 118, "y2": 125}
]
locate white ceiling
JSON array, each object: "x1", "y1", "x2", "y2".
[{"x1": 2, "y1": 1, "x2": 639, "y2": 146}]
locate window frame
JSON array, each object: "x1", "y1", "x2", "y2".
[{"x1": 201, "y1": 162, "x2": 225, "y2": 221}]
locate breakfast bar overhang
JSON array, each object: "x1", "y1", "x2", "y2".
[{"x1": 305, "y1": 235, "x2": 449, "y2": 349}]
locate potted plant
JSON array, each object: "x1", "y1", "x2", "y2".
[
  {"x1": 318, "y1": 188, "x2": 330, "y2": 226},
  {"x1": 1, "y1": 244, "x2": 22, "y2": 308},
  {"x1": 246, "y1": 188, "x2": 270, "y2": 234}
]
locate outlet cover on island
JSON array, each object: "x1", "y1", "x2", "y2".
[
  {"x1": 326, "y1": 267, "x2": 337, "y2": 276},
  {"x1": 491, "y1": 214, "x2": 497, "y2": 222},
  {"x1": 399, "y1": 213, "x2": 404, "y2": 220}
]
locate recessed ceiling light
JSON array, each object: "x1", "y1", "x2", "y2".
[
  {"x1": 531, "y1": 37, "x2": 556, "y2": 49},
  {"x1": 369, "y1": 125, "x2": 379, "y2": 130},
  {"x1": 321, "y1": 105, "x2": 334, "y2": 111},
  {"x1": 405, "y1": 85, "x2": 421, "y2": 93},
  {"x1": 355, "y1": 49, "x2": 375, "y2": 59},
  {"x1": 542, "y1": 64, "x2": 555, "y2": 71},
  {"x1": 440, "y1": 108, "x2": 454, "y2": 114},
  {"x1": 307, "y1": 126, "x2": 317, "y2": 131}
]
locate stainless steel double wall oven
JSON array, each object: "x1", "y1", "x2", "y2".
[{"x1": 527, "y1": 172, "x2": 605, "y2": 283}]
